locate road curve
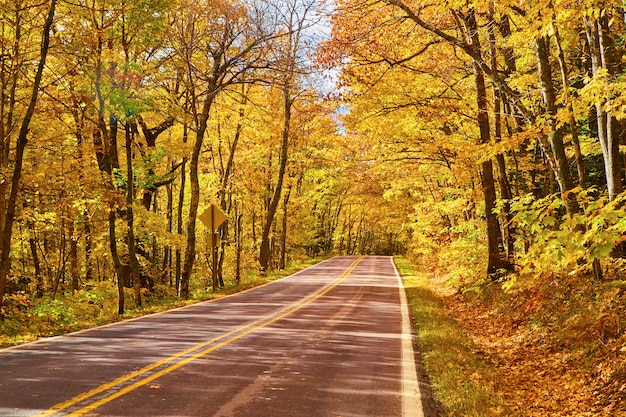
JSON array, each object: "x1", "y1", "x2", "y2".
[{"x1": 0, "y1": 256, "x2": 426, "y2": 416}]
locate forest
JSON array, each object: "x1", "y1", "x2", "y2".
[
  {"x1": 0, "y1": 0, "x2": 381, "y2": 320},
  {"x1": 1, "y1": 0, "x2": 626, "y2": 415}
]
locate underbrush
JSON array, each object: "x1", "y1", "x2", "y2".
[
  {"x1": 1, "y1": 282, "x2": 121, "y2": 345},
  {"x1": 0, "y1": 258, "x2": 319, "y2": 348},
  {"x1": 397, "y1": 255, "x2": 626, "y2": 416}
]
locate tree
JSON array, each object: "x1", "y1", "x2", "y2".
[
  {"x1": 0, "y1": 0, "x2": 57, "y2": 318},
  {"x1": 322, "y1": 0, "x2": 516, "y2": 275},
  {"x1": 169, "y1": 0, "x2": 277, "y2": 297},
  {"x1": 259, "y1": 0, "x2": 321, "y2": 272},
  {"x1": 455, "y1": 8, "x2": 512, "y2": 274},
  {"x1": 581, "y1": 5, "x2": 623, "y2": 200}
]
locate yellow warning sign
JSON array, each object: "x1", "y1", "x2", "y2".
[{"x1": 199, "y1": 204, "x2": 227, "y2": 233}]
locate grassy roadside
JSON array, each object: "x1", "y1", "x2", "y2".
[
  {"x1": 394, "y1": 256, "x2": 511, "y2": 416},
  {"x1": 1, "y1": 258, "x2": 321, "y2": 348},
  {"x1": 395, "y1": 255, "x2": 626, "y2": 417}
]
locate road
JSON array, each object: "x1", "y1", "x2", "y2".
[{"x1": 0, "y1": 256, "x2": 428, "y2": 416}]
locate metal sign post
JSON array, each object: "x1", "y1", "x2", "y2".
[{"x1": 199, "y1": 204, "x2": 228, "y2": 291}]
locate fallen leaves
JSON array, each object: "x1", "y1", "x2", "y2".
[{"x1": 435, "y1": 276, "x2": 626, "y2": 417}]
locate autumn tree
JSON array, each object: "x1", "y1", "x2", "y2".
[
  {"x1": 255, "y1": 0, "x2": 320, "y2": 272},
  {"x1": 320, "y1": 0, "x2": 512, "y2": 274},
  {"x1": 169, "y1": 0, "x2": 279, "y2": 297},
  {"x1": 0, "y1": 0, "x2": 57, "y2": 318}
]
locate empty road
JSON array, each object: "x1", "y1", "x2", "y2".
[{"x1": 0, "y1": 256, "x2": 426, "y2": 416}]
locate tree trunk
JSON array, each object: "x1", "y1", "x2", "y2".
[
  {"x1": 553, "y1": 23, "x2": 586, "y2": 187},
  {"x1": 583, "y1": 14, "x2": 621, "y2": 279},
  {"x1": 259, "y1": 89, "x2": 291, "y2": 272},
  {"x1": 488, "y1": 15, "x2": 514, "y2": 261},
  {"x1": 494, "y1": 101, "x2": 515, "y2": 261},
  {"x1": 585, "y1": 16, "x2": 622, "y2": 199},
  {"x1": 235, "y1": 207, "x2": 242, "y2": 285},
  {"x1": 461, "y1": 9, "x2": 512, "y2": 276},
  {"x1": 138, "y1": 116, "x2": 175, "y2": 211},
  {"x1": 181, "y1": 93, "x2": 215, "y2": 299},
  {"x1": 251, "y1": 209, "x2": 257, "y2": 245},
  {"x1": 0, "y1": 6, "x2": 23, "y2": 269},
  {"x1": 176, "y1": 155, "x2": 187, "y2": 295},
  {"x1": 279, "y1": 184, "x2": 292, "y2": 270},
  {"x1": 84, "y1": 212, "x2": 93, "y2": 281},
  {"x1": 125, "y1": 123, "x2": 141, "y2": 307},
  {"x1": 109, "y1": 210, "x2": 125, "y2": 314},
  {"x1": 166, "y1": 181, "x2": 174, "y2": 286},
  {"x1": 28, "y1": 220, "x2": 43, "y2": 297},
  {"x1": 535, "y1": 35, "x2": 579, "y2": 213},
  {"x1": 216, "y1": 87, "x2": 247, "y2": 285},
  {"x1": 70, "y1": 222, "x2": 79, "y2": 294}
]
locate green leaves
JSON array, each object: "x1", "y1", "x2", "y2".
[{"x1": 509, "y1": 188, "x2": 626, "y2": 272}]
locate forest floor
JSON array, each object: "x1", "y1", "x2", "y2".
[{"x1": 398, "y1": 257, "x2": 626, "y2": 416}]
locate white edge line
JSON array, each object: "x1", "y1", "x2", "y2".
[
  {"x1": 390, "y1": 256, "x2": 425, "y2": 417},
  {"x1": 1, "y1": 256, "x2": 341, "y2": 353}
]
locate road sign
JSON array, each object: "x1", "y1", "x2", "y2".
[
  {"x1": 199, "y1": 205, "x2": 227, "y2": 292},
  {"x1": 199, "y1": 204, "x2": 227, "y2": 233}
]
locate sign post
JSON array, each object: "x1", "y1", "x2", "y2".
[{"x1": 199, "y1": 204, "x2": 228, "y2": 291}]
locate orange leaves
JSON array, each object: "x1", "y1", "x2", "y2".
[{"x1": 437, "y1": 275, "x2": 626, "y2": 416}]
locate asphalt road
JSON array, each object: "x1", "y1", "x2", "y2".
[{"x1": 0, "y1": 256, "x2": 430, "y2": 416}]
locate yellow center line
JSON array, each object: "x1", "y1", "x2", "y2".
[{"x1": 38, "y1": 256, "x2": 364, "y2": 417}]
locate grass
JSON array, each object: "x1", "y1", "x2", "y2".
[{"x1": 394, "y1": 256, "x2": 511, "y2": 416}]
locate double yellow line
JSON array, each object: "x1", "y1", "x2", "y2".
[{"x1": 38, "y1": 256, "x2": 364, "y2": 417}]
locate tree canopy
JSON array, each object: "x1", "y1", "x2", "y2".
[{"x1": 0, "y1": 0, "x2": 624, "y2": 313}]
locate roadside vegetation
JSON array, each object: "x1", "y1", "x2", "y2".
[
  {"x1": 0, "y1": 258, "x2": 320, "y2": 348},
  {"x1": 397, "y1": 256, "x2": 626, "y2": 416},
  {"x1": 0, "y1": 0, "x2": 401, "y2": 329},
  {"x1": 323, "y1": 2, "x2": 626, "y2": 415}
]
